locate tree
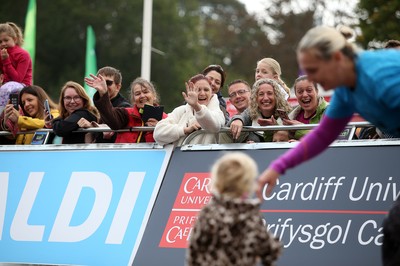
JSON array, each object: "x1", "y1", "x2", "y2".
[
  {"x1": 268, "y1": 10, "x2": 315, "y2": 84},
  {"x1": 260, "y1": 0, "x2": 359, "y2": 86},
  {"x1": 357, "y1": 0, "x2": 400, "y2": 48},
  {"x1": 0, "y1": 0, "x2": 279, "y2": 110},
  {"x1": 197, "y1": 0, "x2": 272, "y2": 91}
]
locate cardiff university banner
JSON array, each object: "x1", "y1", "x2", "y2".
[
  {"x1": 159, "y1": 173, "x2": 211, "y2": 248},
  {"x1": 134, "y1": 145, "x2": 399, "y2": 266},
  {"x1": 0, "y1": 147, "x2": 172, "y2": 266}
]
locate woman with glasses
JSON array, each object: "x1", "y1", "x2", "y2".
[
  {"x1": 52, "y1": 81, "x2": 99, "y2": 144},
  {"x1": 222, "y1": 78, "x2": 292, "y2": 143}
]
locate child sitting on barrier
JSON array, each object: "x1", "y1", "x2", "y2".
[{"x1": 186, "y1": 152, "x2": 282, "y2": 266}]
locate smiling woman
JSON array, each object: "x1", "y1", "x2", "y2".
[
  {"x1": 52, "y1": 81, "x2": 99, "y2": 144},
  {"x1": 153, "y1": 74, "x2": 225, "y2": 146},
  {"x1": 85, "y1": 76, "x2": 167, "y2": 143},
  {"x1": 0, "y1": 85, "x2": 59, "y2": 144},
  {"x1": 284, "y1": 75, "x2": 329, "y2": 140},
  {"x1": 222, "y1": 78, "x2": 292, "y2": 144}
]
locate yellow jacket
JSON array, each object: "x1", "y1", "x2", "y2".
[{"x1": 15, "y1": 109, "x2": 60, "y2": 144}]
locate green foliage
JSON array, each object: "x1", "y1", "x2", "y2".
[
  {"x1": 1, "y1": 0, "x2": 361, "y2": 113},
  {"x1": 357, "y1": 0, "x2": 400, "y2": 48},
  {"x1": 195, "y1": 0, "x2": 277, "y2": 96}
]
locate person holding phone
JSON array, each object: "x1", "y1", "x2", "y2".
[
  {"x1": 0, "y1": 85, "x2": 59, "y2": 144},
  {"x1": 85, "y1": 76, "x2": 166, "y2": 143},
  {"x1": 9, "y1": 93, "x2": 19, "y2": 110},
  {"x1": 281, "y1": 75, "x2": 329, "y2": 140}
]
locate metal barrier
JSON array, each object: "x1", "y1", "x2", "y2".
[
  {"x1": 0, "y1": 126, "x2": 155, "y2": 136},
  {"x1": 181, "y1": 121, "x2": 373, "y2": 145},
  {"x1": 0, "y1": 129, "x2": 398, "y2": 265},
  {"x1": 0, "y1": 121, "x2": 376, "y2": 145}
]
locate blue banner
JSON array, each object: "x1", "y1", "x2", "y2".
[{"x1": 0, "y1": 148, "x2": 171, "y2": 265}]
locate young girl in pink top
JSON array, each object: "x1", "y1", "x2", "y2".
[
  {"x1": 0, "y1": 22, "x2": 32, "y2": 115},
  {"x1": 0, "y1": 22, "x2": 32, "y2": 86}
]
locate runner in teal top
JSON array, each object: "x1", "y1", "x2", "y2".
[
  {"x1": 327, "y1": 49, "x2": 400, "y2": 136},
  {"x1": 256, "y1": 26, "x2": 400, "y2": 266}
]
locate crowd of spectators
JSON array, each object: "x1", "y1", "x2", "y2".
[{"x1": 0, "y1": 21, "x2": 399, "y2": 146}]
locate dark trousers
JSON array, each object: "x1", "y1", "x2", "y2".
[{"x1": 382, "y1": 195, "x2": 400, "y2": 266}]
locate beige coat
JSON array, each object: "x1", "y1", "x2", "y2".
[{"x1": 154, "y1": 95, "x2": 225, "y2": 146}]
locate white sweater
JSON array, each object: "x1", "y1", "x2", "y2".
[{"x1": 154, "y1": 95, "x2": 225, "y2": 146}]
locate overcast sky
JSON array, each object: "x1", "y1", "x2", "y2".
[
  {"x1": 237, "y1": 0, "x2": 359, "y2": 27},
  {"x1": 238, "y1": 0, "x2": 265, "y2": 14}
]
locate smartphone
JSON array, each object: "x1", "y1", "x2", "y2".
[
  {"x1": 276, "y1": 108, "x2": 289, "y2": 120},
  {"x1": 44, "y1": 99, "x2": 53, "y2": 120},
  {"x1": 9, "y1": 93, "x2": 19, "y2": 110}
]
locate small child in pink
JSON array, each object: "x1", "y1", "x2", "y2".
[{"x1": 0, "y1": 22, "x2": 32, "y2": 86}]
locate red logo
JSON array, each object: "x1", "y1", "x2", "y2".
[{"x1": 159, "y1": 173, "x2": 212, "y2": 248}]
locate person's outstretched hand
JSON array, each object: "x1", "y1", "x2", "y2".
[
  {"x1": 257, "y1": 115, "x2": 277, "y2": 126},
  {"x1": 256, "y1": 167, "x2": 280, "y2": 199},
  {"x1": 182, "y1": 81, "x2": 201, "y2": 111},
  {"x1": 230, "y1": 119, "x2": 244, "y2": 140},
  {"x1": 84, "y1": 74, "x2": 107, "y2": 96}
]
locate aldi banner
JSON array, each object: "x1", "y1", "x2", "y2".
[
  {"x1": 134, "y1": 144, "x2": 399, "y2": 266},
  {"x1": 0, "y1": 146, "x2": 172, "y2": 266}
]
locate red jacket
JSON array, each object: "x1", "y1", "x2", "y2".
[
  {"x1": 115, "y1": 106, "x2": 167, "y2": 143},
  {"x1": 0, "y1": 46, "x2": 32, "y2": 85}
]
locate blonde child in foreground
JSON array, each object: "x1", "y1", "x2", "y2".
[{"x1": 186, "y1": 152, "x2": 282, "y2": 266}]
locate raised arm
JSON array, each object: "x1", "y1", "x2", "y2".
[{"x1": 257, "y1": 115, "x2": 352, "y2": 197}]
